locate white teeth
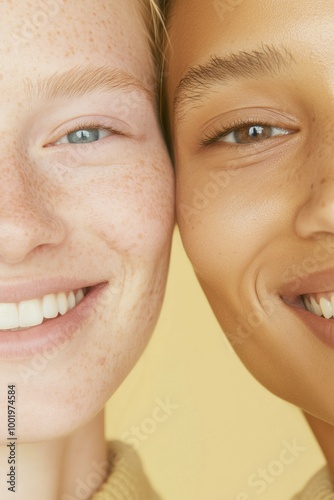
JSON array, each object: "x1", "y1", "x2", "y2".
[
  {"x1": 0, "y1": 303, "x2": 19, "y2": 329},
  {"x1": 319, "y1": 297, "x2": 333, "y2": 319},
  {"x1": 19, "y1": 299, "x2": 44, "y2": 328},
  {"x1": 310, "y1": 297, "x2": 323, "y2": 316},
  {"x1": 304, "y1": 296, "x2": 312, "y2": 312},
  {"x1": 42, "y1": 294, "x2": 59, "y2": 319},
  {"x1": 68, "y1": 291, "x2": 76, "y2": 310},
  {"x1": 304, "y1": 294, "x2": 334, "y2": 319},
  {"x1": 75, "y1": 289, "x2": 84, "y2": 305},
  {"x1": 57, "y1": 292, "x2": 69, "y2": 316},
  {"x1": 0, "y1": 288, "x2": 87, "y2": 331}
]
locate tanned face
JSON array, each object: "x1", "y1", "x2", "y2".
[{"x1": 166, "y1": 0, "x2": 334, "y2": 423}]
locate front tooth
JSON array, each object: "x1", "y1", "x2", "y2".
[
  {"x1": 0, "y1": 303, "x2": 19, "y2": 329},
  {"x1": 18, "y1": 299, "x2": 43, "y2": 328},
  {"x1": 42, "y1": 294, "x2": 59, "y2": 319},
  {"x1": 320, "y1": 297, "x2": 333, "y2": 319},
  {"x1": 57, "y1": 292, "x2": 69, "y2": 316},
  {"x1": 310, "y1": 297, "x2": 322, "y2": 317}
]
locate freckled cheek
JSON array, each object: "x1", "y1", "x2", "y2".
[{"x1": 81, "y1": 170, "x2": 174, "y2": 257}]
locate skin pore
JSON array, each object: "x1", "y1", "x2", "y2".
[
  {"x1": 0, "y1": 1, "x2": 174, "y2": 499},
  {"x1": 165, "y1": 0, "x2": 334, "y2": 479}
]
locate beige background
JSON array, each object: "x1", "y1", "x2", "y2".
[{"x1": 106, "y1": 228, "x2": 325, "y2": 500}]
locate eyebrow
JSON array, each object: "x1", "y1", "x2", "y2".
[
  {"x1": 173, "y1": 44, "x2": 295, "y2": 120},
  {"x1": 25, "y1": 65, "x2": 154, "y2": 101}
]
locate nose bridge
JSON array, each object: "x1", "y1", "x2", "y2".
[
  {"x1": 295, "y1": 176, "x2": 334, "y2": 238},
  {"x1": 1, "y1": 153, "x2": 36, "y2": 203},
  {"x1": 0, "y1": 154, "x2": 66, "y2": 263},
  {"x1": 0, "y1": 151, "x2": 44, "y2": 214}
]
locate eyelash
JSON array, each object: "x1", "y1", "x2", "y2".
[
  {"x1": 49, "y1": 120, "x2": 125, "y2": 146},
  {"x1": 200, "y1": 118, "x2": 289, "y2": 147}
]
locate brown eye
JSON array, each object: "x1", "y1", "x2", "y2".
[{"x1": 220, "y1": 124, "x2": 289, "y2": 144}]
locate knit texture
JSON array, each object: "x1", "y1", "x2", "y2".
[
  {"x1": 292, "y1": 466, "x2": 334, "y2": 499},
  {"x1": 92, "y1": 441, "x2": 161, "y2": 500}
]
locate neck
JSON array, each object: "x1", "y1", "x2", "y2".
[
  {"x1": 304, "y1": 411, "x2": 334, "y2": 477},
  {"x1": 0, "y1": 410, "x2": 108, "y2": 500}
]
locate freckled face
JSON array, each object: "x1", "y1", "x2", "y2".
[
  {"x1": 167, "y1": 0, "x2": 334, "y2": 423},
  {"x1": 0, "y1": 0, "x2": 174, "y2": 442}
]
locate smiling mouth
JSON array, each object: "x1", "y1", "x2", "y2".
[
  {"x1": 278, "y1": 268, "x2": 334, "y2": 349},
  {"x1": 0, "y1": 288, "x2": 89, "y2": 331}
]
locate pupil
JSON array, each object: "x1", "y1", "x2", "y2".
[
  {"x1": 249, "y1": 126, "x2": 263, "y2": 138},
  {"x1": 78, "y1": 130, "x2": 89, "y2": 140}
]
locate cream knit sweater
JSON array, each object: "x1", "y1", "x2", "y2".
[
  {"x1": 92, "y1": 441, "x2": 160, "y2": 500},
  {"x1": 292, "y1": 466, "x2": 334, "y2": 499},
  {"x1": 94, "y1": 444, "x2": 334, "y2": 499}
]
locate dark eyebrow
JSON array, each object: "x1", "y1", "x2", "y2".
[
  {"x1": 173, "y1": 45, "x2": 295, "y2": 120},
  {"x1": 25, "y1": 65, "x2": 154, "y2": 101}
]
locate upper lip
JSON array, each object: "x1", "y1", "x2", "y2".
[
  {"x1": 280, "y1": 267, "x2": 334, "y2": 300},
  {"x1": 0, "y1": 278, "x2": 104, "y2": 303}
]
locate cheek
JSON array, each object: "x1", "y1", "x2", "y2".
[
  {"x1": 178, "y1": 172, "x2": 265, "y2": 274},
  {"x1": 62, "y1": 157, "x2": 174, "y2": 257},
  {"x1": 176, "y1": 164, "x2": 297, "y2": 305}
]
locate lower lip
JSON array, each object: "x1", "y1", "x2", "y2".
[
  {"x1": 0, "y1": 283, "x2": 108, "y2": 360},
  {"x1": 289, "y1": 302, "x2": 334, "y2": 349}
]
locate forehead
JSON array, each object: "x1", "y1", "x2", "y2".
[
  {"x1": 0, "y1": 0, "x2": 152, "y2": 85},
  {"x1": 166, "y1": 0, "x2": 334, "y2": 98}
]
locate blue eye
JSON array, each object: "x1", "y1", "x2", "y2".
[{"x1": 57, "y1": 127, "x2": 112, "y2": 145}]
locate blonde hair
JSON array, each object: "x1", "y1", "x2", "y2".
[
  {"x1": 140, "y1": 0, "x2": 168, "y2": 117},
  {"x1": 139, "y1": 0, "x2": 165, "y2": 69}
]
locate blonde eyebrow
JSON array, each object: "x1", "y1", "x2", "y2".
[
  {"x1": 25, "y1": 65, "x2": 154, "y2": 100},
  {"x1": 173, "y1": 44, "x2": 295, "y2": 120}
]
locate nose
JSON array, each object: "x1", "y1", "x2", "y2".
[
  {"x1": 0, "y1": 165, "x2": 66, "y2": 264},
  {"x1": 295, "y1": 178, "x2": 334, "y2": 238}
]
